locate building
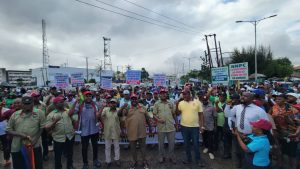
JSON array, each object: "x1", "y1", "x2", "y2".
[
  {"x1": 0, "y1": 68, "x2": 34, "y2": 86},
  {"x1": 32, "y1": 66, "x2": 100, "y2": 87}
]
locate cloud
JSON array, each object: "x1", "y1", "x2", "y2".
[{"x1": 0, "y1": 0, "x2": 299, "y2": 74}]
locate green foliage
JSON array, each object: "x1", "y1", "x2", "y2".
[
  {"x1": 229, "y1": 46, "x2": 293, "y2": 78},
  {"x1": 141, "y1": 67, "x2": 149, "y2": 81},
  {"x1": 88, "y1": 79, "x2": 96, "y2": 83}
]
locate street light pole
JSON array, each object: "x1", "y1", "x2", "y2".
[{"x1": 236, "y1": 14, "x2": 277, "y2": 82}]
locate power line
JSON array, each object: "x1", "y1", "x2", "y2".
[
  {"x1": 122, "y1": 0, "x2": 198, "y2": 32},
  {"x1": 75, "y1": 0, "x2": 198, "y2": 35},
  {"x1": 92, "y1": 0, "x2": 200, "y2": 34}
]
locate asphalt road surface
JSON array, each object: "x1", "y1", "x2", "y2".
[{"x1": 1, "y1": 143, "x2": 236, "y2": 169}]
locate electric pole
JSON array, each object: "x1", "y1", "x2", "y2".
[
  {"x1": 219, "y1": 41, "x2": 224, "y2": 66},
  {"x1": 42, "y1": 19, "x2": 50, "y2": 86},
  {"x1": 86, "y1": 57, "x2": 89, "y2": 82},
  {"x1": 213, "y1": 34, "x2": 220, "y2": 67},
  {"x1": 103, "y1": 37, "x2": 112, "y2": 70}
]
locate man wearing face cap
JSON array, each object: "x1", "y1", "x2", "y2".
[
  {"x1": 69, "y1": 91, "x2": 101, "y2": 169},
  {"x1": 119, "y1": 94, "x2": 151, "y2": 169},
  {"x1": 6, "y1": 96, "x2": 46, "y2": 169},
  {"x1": 45, "y1": 96, "x2": 75, "y2": 169}
]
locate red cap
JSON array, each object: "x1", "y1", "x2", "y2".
[
  {"x1": 160, "y1": 89, "x2": 168, "y2": 93},
  {"x1": 130, "y1": 94, "x2": 138, "y2": 99},
  {"x1": 53, "y1": 96, "x2": 65, "y2": 103},
  {"x1": 250, "y1": 119, "x2": 272, "y2": 130},
  {"x1": 31, "y1": 92, "x2": 40, "y2": 97},
  {"x1": 83, "y1": 91, "x2": 92, "y2": 96}
]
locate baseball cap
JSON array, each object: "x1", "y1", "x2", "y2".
[
  {"x1": 110, "y1": 99, "x2": 118, "y2": 103},
  {"x1": 123, "y1": 90, "x2": 130, "y2": 95},
  {"x1": 22, "y1": 96, "x2": 33, "y2": 104},
  {"x1": 250, "y1": 119, "x2": 272, "y2": 130},
  {"x1": 159, "y1": 89, "x2": 168, "y2": 93},
  {"x1": 83, "y1": 91, "x2": 92, "y2": 96},
  {"x1": 286, "y1": 93, "x2": 299, "y2": 99},
  {"x1": 130, "y1": 94, "x2": 138, "y2": 99},
  {"x1": 53, "y1": 96, "x2": 65, "y2": 103}
]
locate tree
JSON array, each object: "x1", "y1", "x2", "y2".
[
  {"x1": 229, "y1": 45, "x2": 293, "y2": 78},
  {"x1": 141, "y1": 67, "x2": 149, "y2": 81},
  {"x1": 88, "y1": 79, "x2": 96, "y2": 83},
  {"x1": 16, "y1": 78, "x2": 24, "y2": 86}
]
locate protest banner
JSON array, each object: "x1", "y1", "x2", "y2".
[
  {"x1": 126, "y1": 70, "x2": 141, "y2": 85},
  {"x1": 153, "y1": 74, "x2": 166, "y2": 86},
  {"x1": 229, "y1": 62, "x2": 249, "y2": 80},
  {"x1": 54, "y1": 74, "x2": 69, "y2": 89},
  {"x1": 101, "y1": 77, "x2": 112, "y2": 90},
  {"x1": 70, "y1": 72, "x2": 84, "y2": 87},
  {"x1": 211, "y1": 67, "x2": 229, "y2": 85}
]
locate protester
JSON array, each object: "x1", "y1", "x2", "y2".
[
  {"x1": 176, "y1": 89, "x2": 205, "y2": 167},
  {"x1": 100, "y1": 98, "x2": 122, "y2": 167},
  {"x1": 45, "y1": 96, "x2": 75, "y2": 169},
  {"x1": 70, "y1": 91, "x2": 101, "y2": 169},
  {"x1": 120, "y1": 94, "x2": 151, "y2": 169},
  {"x1": 153, "y1": 89, "x2": 178, "y2": 163},
  {"x1": 225, "y1": 92, "x2": 269, "y2": 168},
  {"x1": 6, "y1": 96, "x2": 46, "y2": 169},
  {"x1": 234, "y1": 119, "x2": 272, "y2": 169},
  {"x1": 200, "y1": 95, "x2": 217, "y2": 160}
]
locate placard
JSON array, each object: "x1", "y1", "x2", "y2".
[
  {"x1": 101, "y1": 77, "x2": 112, "y2": 90},
  {"x1": 229, "y1": 62, "x2": 249, "y2": 80},
  {"x1": 126, "y1": 70, "x2": 141, "y2": 85},
  {"x1": 211, "y1": 67, "x2": 229, "y2": 85},
  {"x1": 54, "y1": 74, "x2": 69, "y2": 89},
  {"x1": 70, "y1": 72, "x2": 84, "y2": 87},
  {"x1": 153, "y1": 74, "x2": 166, "y2": 86}
]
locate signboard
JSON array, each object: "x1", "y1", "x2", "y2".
[
  {"x1": 101, "y1": 70, "x2": 114, "y2": 77},
  {"x1": 211, "y1": 67, "x2": 229, "y2": 85},
  {"x1": 126, "y1": 70, "x2": 141, "y2": 85},
  {"x1": 153, "y1": 74, "x2": 166, "y2": 86},
  {"x1": 229, "y1": 62, "x2": 249, "y2": 80},
  {"x1": 101, "y1": 77, "x2": 112, "y2": 90},
  {"x1": 54, "y1": 74, "x2": 69, "y2": 89},
  {"x1": 70, "y1": 72, "x2": 84, "y2": 87}
]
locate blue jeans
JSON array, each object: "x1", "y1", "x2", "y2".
[{"x1": 181, "y1": 126, "x2": 201, "y2": 162}]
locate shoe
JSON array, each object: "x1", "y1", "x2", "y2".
[
  {"x1": 93, "y1": 160, "x2": 101, "y2": 168},
  {"x1": 81, "y1": 163, "x2": 89, "y2": 169},
  {"x1": 197, "y1": 161, "x2": 205, "y2": 168},
  {"x1": 222, "y1": 155, "x2": 231, "y2": 159},
  {"x1": 115, "y1": 160, "x2": 121, "y2": 167},
  {"x1": 169, "y1": 158, "x2": 176, "y2": 164},
  {"x1": 143, "y1": 161, "x2": 149, "y2": 169},
  {"x1": 3, "y1": 160, "x2": 11, "y2": 167},
  {"x1": 158, "y1": 157, "x2": 164, "y2": 163},
  {"x1": 48, "y1": 145, "x2": 53, "y2": 151},
  {"x1": 182, "y1": 160, "x2": 192, "y2": 164},
  {"x1": 203, "y1": 148, "x2": 208, "y2": 153},
  {"x1": 209, "y1": 153, "x2": 215, "y2": 160},
  {"x1": 106, "y1": 163, "x2": 111, "y2": 168},
  {"x1": 129, "y1": 162, "x2": 137, "y2": 169},
  {"x1": 43, "y1": 155, "x2": 49, "y2": 161}
]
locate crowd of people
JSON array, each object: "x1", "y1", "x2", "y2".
[{"x1": 0, "y1": 81, "x2": 300, "y2": 169}]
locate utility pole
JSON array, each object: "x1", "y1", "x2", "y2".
[
  {"x1": 103, "y1": 37, "x2": 112, "y2": 70},
  {"x1": 42, "y1": 19, "x2": 49, "y2": 86},
  {"x1": 213, "y1": 34, "x2": 220, "y2": 67},
  {"x1": 219, "y1": 41, "x2": 224, "y2": 66},
  {"x1": 205, "y1": 35, "x2": 213, "y2": 68},
  {"x1": 86, "y1": 57, "x2": 89, "y2": 82}
]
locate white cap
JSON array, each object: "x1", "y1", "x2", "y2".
[{"x1": 123, "y1": 90, "x2": 130, "y2": 95}]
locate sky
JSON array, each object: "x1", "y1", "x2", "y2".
[{"x1": 0, "y1": 0, "x2": 299, "y2": 75}]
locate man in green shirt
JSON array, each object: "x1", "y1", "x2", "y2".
[
  {"x1": 45, "y1": 96, "x2": 75, "y2": 169},
  {"x1": 153, "y1": 89, "x2": 178, "y2": 164},
  {"x1": 6, "y1": 96, "x2": 46, "y2": 169}
]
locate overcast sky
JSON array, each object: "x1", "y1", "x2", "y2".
[{"x1": 0, "y1": 0, "x2": 299, "y2": 75}]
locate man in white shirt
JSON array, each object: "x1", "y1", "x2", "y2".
[{"x1": 224, "y1": 92, "x2": 269, "y2": 168}]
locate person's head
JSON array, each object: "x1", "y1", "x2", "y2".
[
  {"x1": 197, "y1": 91, "x2": 205, "y2": 101},
  {"x1": 250, "y1": 119, "x2": 272, "y2": 135},
  {"x1": 53, "y1": 96, "x2": 65, "y2": 110},
  {"x1": 130, "y1": 94, "x2": 139, "y2": 107},
  {"x1": 230, "y1": 93, "x2": 240, "y2": 105},
  {"x1": 13, "y1": 98, "x2": 22, "y2": 110},
  {"x1": 109, "y1": 99, "x2": 117, "y2": 109},
  {"x1": 182, "y1": 90, "x2": 191, "y2": 101},
  {"x1": 31, "y1": 92, "x2": 40, "y2": 105},
  {"x1": 201, "y1": 95, "x2": 209, "y2": 105},
  {"x1": 240, "y1": 92, "x2": 254, "y2": 105},
  {"x1": 95, "y1": 92, "x2": 101, "y2": 100},
  {"x1": 21, "y1": 96, "x2": 34, "y2": 112},
  {"x1": 286, "y1": 93, "x2": 298, "y2": 104},
  {"x1": 219, "y1": 92, "x2": 227, "y2": 102},
  {"x1": 83, "y1": 91, "x2": 93, "y2": 103},
  {"x1": 123, "y1": 90, "x2": 130, "y2": 100},
  {"x1": 153, "y1": 91, "x2": 159, "y2": 100},
  {"x1": 275, "y1": 94, "x2": 286, "y2": 106},
  {"x1": 50, "y1": 86, "x2": 57, "y2": 95},
  {"x1": 67, "y1": 93, "x2": 74, "y2": 101},
  {"x1": 159, "y1": 89, "x2": 168, "y2": 101},
  {"x1": 146, "y1": 92, "x2": 153, "y2": 100}
]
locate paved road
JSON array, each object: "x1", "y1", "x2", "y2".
[{"x1": 1, "y1": 143, "x2": 236, "y2": 169}]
